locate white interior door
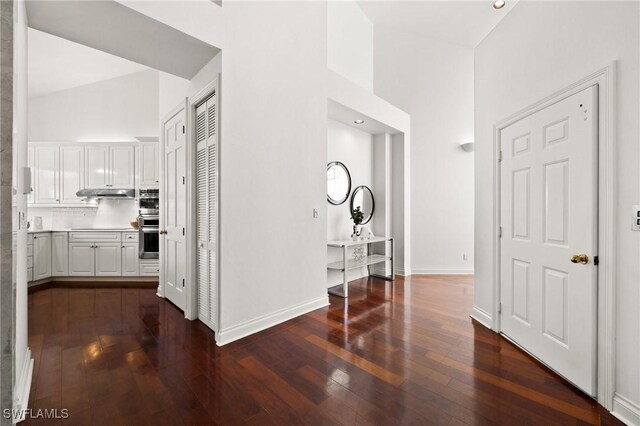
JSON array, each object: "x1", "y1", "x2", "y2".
[
  {"x1": 500, "y1": 85, "x2": 598, "y2": 395},
  {"x1": 161, "y1": 103, "x2": 188, "y2": 311},
  {"x1": 196, "y1": 87, "x2": 218, "y2": 332}
]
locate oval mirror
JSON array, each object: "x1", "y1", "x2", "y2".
[
  {"x1": 327, "y1": 161, "x2": 351, "y2": 205},
  {"x1": 350, "y1": 185, "x2": 375, "y2": 225}
]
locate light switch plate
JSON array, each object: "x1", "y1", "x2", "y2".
[{"x1": 633, "y1": 205, "x2": 640, "y2": 231}]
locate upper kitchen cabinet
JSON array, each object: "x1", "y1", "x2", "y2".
[
  {"x1": 85, "y1": 145, "x2": 135, "y2": 189},
  {"x1": 138, "y1": 142, "x2": 159, "y2": 188},
  {"x1": 32, "y1": 144, "x2": 84, "y2": 206}
]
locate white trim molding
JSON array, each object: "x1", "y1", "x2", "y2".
[
  {"x1": 471, "y1": 306, "x2": 492, "y2": 329},
  {"x1": 612, "y1": 393, "x2": 640, "y2": 426},
  {"x1": 411, "y1": 268, "x2": 474, "y2": 275},
  {"x1": 216, "y1": 296, "x2": 329, "y2": 346},
  {"x1": 13, "y1": 347, "x2": 34, "y2": 423},
  {"x1": 491, "y1": 62, "x2": 617, "y2": 409}
]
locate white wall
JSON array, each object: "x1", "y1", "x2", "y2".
[
  {"x1": 327, "y1": 0, "x2": 373, "y2": 91},
  {"x1": 326, "y1": 119, "x2": 373, "y2": 286},
  {"x1": 474, "y1": 2, "x2": 639, "y2": 422},
  {"x1": 374, "y1": 27, "x2": 475, "y2": 274},
  {"x1": 28, "y1": 69, "x2": 159, "y2": 141},
  {"x1": 217, "y1": 1, "x2": 328, "y2": 343}
]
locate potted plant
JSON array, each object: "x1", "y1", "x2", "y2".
[{"x1": 350, "y1": 207, "x2": 364, "y2": 241}]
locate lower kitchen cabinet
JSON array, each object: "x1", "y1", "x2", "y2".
[
  {"x1": 52, "y1": 232, "x2": 68, "y2": 276},
  {"x1": 95, "y1": 243, "x2": 122, "y2": 276},
  {"x1": 69, "y1": 243, "x2": 95, "y2": 276},
  {"x1": 33, "y1": 233, "x2": 52, "y2": 281},
  {"x1": 121, "y1": 243, "x2": 139, "y2": 276}
]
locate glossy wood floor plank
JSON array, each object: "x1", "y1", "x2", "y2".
[{"x1": 25, "y1": 276, "x2": 621, "y2": 425}]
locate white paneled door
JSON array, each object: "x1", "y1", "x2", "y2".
[
  {"x1": 161, "y1": 102, "x2": 188, "y2": 311},
  {"x1": 500, "y1": 85, "x2": 598, "y2": 395}
]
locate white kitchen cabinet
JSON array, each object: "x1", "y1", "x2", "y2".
[
  {"x1": 95, "y1": 243, "x2": 122, "y2": 276},
  {"x1": 110, "y1": 146, "x2": 135, "y2": 188},
  {"x1": 85, "y1": 145, "x2": 134, "y2": 189},
  {"x1": 59, "y1": 146, "x2": 84, "y2": 204},
  {"x1": 121, "y1": 243, "x2": 139, "y2": 276},
  {"x1": 84, "y1": 146, "x2": 110, "y2": 188},
  {"x1": 69, "y1": 243, "x2": 96, "y2": 276},
  {"x1": 139, "y1": 142, "x2": 159, "y2": 188},
  {"x1": 33, "y1": 233, "x2": 52, "y2": 281},
  {"x1": 51, "y1": 232, "x2": 69, "y2": 276},
  {"x1": 139, "y1": 259, "x2": 160, "y2": 276},
  {"x1": 34, "y1": 146, "x2": 59, "y2": 204}
]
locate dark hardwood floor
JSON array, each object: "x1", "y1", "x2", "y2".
[{"x1": 25, "y1": 275, "x2": 621, "y2": 425}]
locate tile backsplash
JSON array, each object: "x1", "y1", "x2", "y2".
[{"x1": 29, "y1": 199, "x2": 139, "y2": 230}]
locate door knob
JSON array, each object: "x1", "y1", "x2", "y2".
[
  {"x1": 570, "y1": 254, "x2": 589, "y2": 265},
  {"x1": 159, "y1": 230, "x2": 167, "y2": 235}
]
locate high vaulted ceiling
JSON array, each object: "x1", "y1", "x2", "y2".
[
  {"x1": 358, "y1": 0, "x2": 519, "y2": 47},
  {"x1": 28, "y1": 28, "x2": 150, "y2": 98}
]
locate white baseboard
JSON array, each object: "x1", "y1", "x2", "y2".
[
  {"x1": 13, "y1": 347, "x2": 34, "y2": 423},
  {"x1": 216, "y1": 295, "x2": 329, "y2": 346},
  {"x1": 613, "y1": 393, "x2": 640, "y2": 425},
  {"x1": 470, "y1": 305, "x2": 493, "y2": 329},
  {"x1": 395, "y1": 268, "x2": 410, "y2": 276},
  {"x1": 410, "y1": 268, "x2": 474, "y2": 275}
]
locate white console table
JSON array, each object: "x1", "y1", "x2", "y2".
[{"x1": 327, "y1": 236, "x2": 394, "y2": 298}]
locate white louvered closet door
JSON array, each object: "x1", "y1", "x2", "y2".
[{"x1": 196, "y1": 89, "x2": 218, "y2": 332}]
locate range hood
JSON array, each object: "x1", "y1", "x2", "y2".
[{"x1": 76, "y1": 188, "x2": 135, "y2": 199}]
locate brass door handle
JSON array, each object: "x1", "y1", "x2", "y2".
[{"x1": 570, "y1": 254, "x2": 589, "y2": 265}]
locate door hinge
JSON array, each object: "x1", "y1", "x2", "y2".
[
  {"x1": 182, "y1": 176, "x2": 185, "y2": 185},
  {"x1": 498, "y1": 226, "x2": 503, "y2": 238},
  {"x1": 498, "y1": 151, "x2": 503, "y2": 162},
  {"x1": 182, "y1": 125, "x2": 185, "y2": 134},
  {"x1": 498, "y1": 302, "x2": 502, "y2": 314},
  {"x1": 182, "y1": 227, "x2": 185, "y2": 236},
  {"x1": 182, "y1": 278, "x2": 185, "y2": 287},
  {"x1": 594, "y1": 256, "x2": 599, "y2": 266}
]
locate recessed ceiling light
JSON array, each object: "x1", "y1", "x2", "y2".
[
  {"x1": 354, "y1": 119, "x2": 365, "y2": 125},
  {"x1": 493, "y1": 0, "x2": 505, "y2": 9}
]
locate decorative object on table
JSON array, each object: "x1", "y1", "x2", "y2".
[
  {"x1": 350, "y1": 206, "x2": 364, "y2": 241},
  {"x1": 359, "y1": 226, "x2": 374, "y2": 240},
  {"x1": 327, "y1": 161, "x2": 352, "y2": 205},
  {"x1": 130, "y1": 216, "x2": 140, "y2": 229},
  {"x1": 352, "y1": 247, "x2": 366, "y2": 262},
  {"x1": 350, "y1": 185, "x2": 375, "y2": 225}
]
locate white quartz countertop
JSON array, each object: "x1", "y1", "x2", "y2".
[{"x1": 28, "y1": 228, "x2": 138, "y2": 233}]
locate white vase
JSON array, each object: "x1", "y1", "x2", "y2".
[{"x1": 351, "y1": 225, "x2": 361, "y2": 241}]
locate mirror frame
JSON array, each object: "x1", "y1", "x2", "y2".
[
  {"x1": 326, "y1": 161, "x2": 352, "y2": 205},
  {"x1": 350, "y1": 185, "x2": 375, "y2": 225}
]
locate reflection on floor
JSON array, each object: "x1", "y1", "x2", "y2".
[{"x1": 25, "y1": 276, "x2": 621, "y2": 425}]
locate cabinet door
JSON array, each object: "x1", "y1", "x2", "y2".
[
  {"x1": 27, "y1": 146, "x2": 34, "y2": 204},
  {"x1": 34, "y1": 146, "x2": 59, "y2": 204},
  {"x1": 51, "y1": 232, "x2": 69, "y2": 276},
  {"x1": 69, "y1": 243, "x2": 95, "y2": 276},
  {"x1": 95, "y1": 243, "x2": 122, "y2": 276},
  {"x1": 59, "y1": 146, "x2": 84, "y2": 204},
  {"x1": 121, "y1": 243, "x2": 139, "y2": 276},
  {"x1": 139, "y1": 143, "x2": 159, "y2": 188},
  {"x1": 33, "y1": 233, "x2": 52, "y2": 280},
  {"x1": 85, "y1": 146, "x2": 109, "y2": 188},
  {"x1": 110, "y1": 146, "x2": 135, "y2": 188}
]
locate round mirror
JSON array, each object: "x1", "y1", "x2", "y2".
[
  {"x1": 327, "y1": 161, "x2": 351, "y2": 205},
  {"x1": 350, "y1": 185, "x2": 375, "y2": 225}
]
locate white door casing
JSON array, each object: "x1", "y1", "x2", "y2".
[
  {"x1": 499, "y1": 85, "x2": 598, "y2": 395},
  {"x1": 161, "y1": 102, "x2": 188, "y2": 311}
]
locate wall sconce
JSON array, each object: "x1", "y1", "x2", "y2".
[{"x1": 460, "y1": 142, "x2": 475, "y2": 152}]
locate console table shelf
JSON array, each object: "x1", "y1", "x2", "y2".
[{"x1": 326, "y1": 237, "x2": 394, "y2": 298}]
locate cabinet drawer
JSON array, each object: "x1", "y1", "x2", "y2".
[
  {"x1": 27, "y1": 256, "x2": 33, "y2": 268},
  {"x1": 139, "y1": 260, "x2": 160, "y2": 276},
  {"x1": 69, "y1": 232, "x2": 121, "y2": 243},
  {"x1": 122, "y1": 232, "x2": 139, "y2": 242}
]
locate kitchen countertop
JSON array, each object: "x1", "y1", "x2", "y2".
[{"x1": 28, "y1": 228, "x2": 138, "y2": 233}]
